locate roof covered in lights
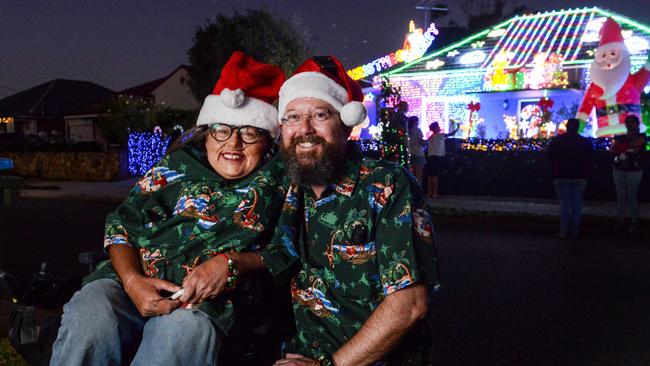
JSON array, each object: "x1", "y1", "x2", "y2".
[{"x1": 385, "y1": 7, "x2": 650, "y2": 76}]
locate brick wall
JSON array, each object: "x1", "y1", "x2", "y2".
[{"x1": 4, "y1": 152, "x2": 121, "y2": 181}]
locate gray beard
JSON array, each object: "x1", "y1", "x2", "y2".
[{"x1": 281, "y1": 137, "x2": 347, "y2": 187}]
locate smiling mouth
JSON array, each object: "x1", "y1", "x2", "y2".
[
  {"x1": 222, "y1": 152, "x2": 244, "y2": 161},
  {"x1": 297, "y1": 141, "x2": 319, "y2": 149}
]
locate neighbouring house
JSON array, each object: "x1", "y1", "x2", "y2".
[
  {"x1": 0, "y1": 79, "x2": 115, "y2": 142},
  {"x1": 119, "y1": 65, "x2": 200, "y2": 110}
]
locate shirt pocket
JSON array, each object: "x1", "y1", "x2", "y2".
[{"x1": 328, "y1": 241, "x2": 382, "y2": 301}]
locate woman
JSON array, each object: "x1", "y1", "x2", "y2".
[
  {"x1": 426, "y1": 120, "x2": 459, "y2": 198},
  {"x1": 50, "y1": 52, "x2": 298, "y2": 366},
  {"x1": 611, "y1": 115, "x2": 647, "y2": 233},
  {"x1": 407, "y1": 116, "x2": 426, "y2": 184}
]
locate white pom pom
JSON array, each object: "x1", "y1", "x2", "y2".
[
  {"x1": 340, "y1": 101, "x2": 367, "y2": 127},
  {"x1": 219, "y1": 88, "x2": 245, "y2": 108}
]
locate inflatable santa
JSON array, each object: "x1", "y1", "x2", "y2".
[{"x1": 576, "y1": 18, "x2": 650, "y2": 137}]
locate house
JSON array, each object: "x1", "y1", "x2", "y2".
[
  {"x1": 119, "y1": 65, "x2": 200, "y2": 110},
  {"x1": 0, "y1": 79, "x2": 115, "y2": 142},
  {"x1": 358, "y1": 7, "x2": 650, "y2": 139}
]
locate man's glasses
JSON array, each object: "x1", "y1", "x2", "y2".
[
  {"x1": 209, "y1": 124, "x2": 267, "y2": 144},
  {"x1": 280, "y1": 110, "x2": 339, "y2": 126}
]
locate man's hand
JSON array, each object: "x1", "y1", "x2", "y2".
[
  {"x1": 124, "y1": 275, "x2": 181, "y2": 317},
  {"x1": 180, "y1": 256, "x2": 229, "y2": 304},
  {"x1": 273, "y1": 353, "x2": 319, "y2": 366}
]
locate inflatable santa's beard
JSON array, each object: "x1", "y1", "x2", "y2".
[{"x1": 590, "y1": 43, "x2": 631, "y2": 100}]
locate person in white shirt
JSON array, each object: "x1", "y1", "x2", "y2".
[
  {"x1": 407, "y1": 116, "x2": 426, "y2": 184},
  {"x1": 426, "y1": 121, "x2": 459, "y2": 198}
]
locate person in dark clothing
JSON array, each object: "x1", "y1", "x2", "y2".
[
  {"x1": 611, "y1": 115, "x2": 647, "y2": 233},
  {"x1": 547, "y1": 118, "x2": 593, "y2": 238}
]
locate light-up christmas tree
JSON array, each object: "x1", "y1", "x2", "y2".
[{"x1": 375, "y1": 77, "x2": 409, "y2": 167}]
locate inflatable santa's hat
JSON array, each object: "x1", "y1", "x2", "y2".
[
  {"x1": 196, "y1": 51, "x2": 286, "y2": 138},
  {"x1": 598, "y1": 18, "x2": 625, "y2": 48},
  {"x1": 278, "y1": 56, "x2": 367, "y2": 127}
]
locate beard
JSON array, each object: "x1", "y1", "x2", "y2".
[
  {"x1": 590, "y1": 48, "x2": 631, "y2": 100},
  {"x1": 281, "y1": 134, "x2": 347, "y2": 187}
]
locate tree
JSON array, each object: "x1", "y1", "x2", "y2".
[
  {"x1": 186, "y1": 8, "x2": 311, "y2": 102},
  {"x1": 97, "y1": 95, "x2": 197, "y2": 146}
]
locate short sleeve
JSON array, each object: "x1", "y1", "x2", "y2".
[
  {"x1": 257, "y1": 185, "x2": 301, "y2": 284},
  {"x1": 103, "y1": 183, "x2": 147, "y2": 251},
  {"x1": 375, "y1": 169, "x2": 439, "y2": 297}
]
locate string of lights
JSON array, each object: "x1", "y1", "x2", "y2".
[{"x1": 127, "y1": 130, "x2": 170, "y2": 176}]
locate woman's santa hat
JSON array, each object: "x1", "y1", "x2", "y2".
[
  {"x1": 278, "y1": 56, "x2": 367, "y2": 127},
  {"x1": 196, "y1": 51, "x2": 286, "y2": 138}
]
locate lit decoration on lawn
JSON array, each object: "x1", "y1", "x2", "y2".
[
  {"x1": 128, "y1": 129, "x2": 171, "y2": 176},
  {"x1": 484, "y1": 52, "x2": 568, "y2": 91},
  {"x1": 519, "y1": 104, "x2": 544, "y2": 138},
  {"x1": 464, "y1": 101, "x2": 481, "y2": 138},
  {"x1": 459, "y1": 137, "x2": 612, "y2": 152},
  {"x1": 347, "y1": 22, "x2": 439, "y2": 80},
  {"x1": 503, "y1": 114, "x2": 519, "y2": 139}
]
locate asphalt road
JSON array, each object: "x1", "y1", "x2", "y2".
[{"x1": 2, "y1": 197, "x2": 649, "y2": 365}]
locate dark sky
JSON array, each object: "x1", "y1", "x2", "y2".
[{"x1": 1, "y1": 0, "x2": 648, "y2": 96}]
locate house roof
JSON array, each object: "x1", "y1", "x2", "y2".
[
  {"x1": 0, "y1": 79, "x2": 115, "y2": 118},
  {"x1": 119, "y1": 65, "x2": 189, "y2": 96},
  {"x1": 386, "y1": 7, "x2": 650, "y2": 76}
]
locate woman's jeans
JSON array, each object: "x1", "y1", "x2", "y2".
[
  {"x1": 50, "y1": 279, "x2": 220, "y2": 366},
  {"x1": 554, "y1": 179, "x2": 587, "y2": 237},
  {"x1": 612, "y1": 169, "x2": 643, "y2": 223}
]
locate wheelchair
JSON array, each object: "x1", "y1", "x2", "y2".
[{"x1": 1, "y1": 252, "x2": 294, "y2": 365}]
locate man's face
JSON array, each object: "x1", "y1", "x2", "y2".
[{"x1": 280, "y1": 97, "x2": 349, "y2": 185}]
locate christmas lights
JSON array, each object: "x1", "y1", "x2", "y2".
[
  {"x1": 460, "y1": 137, "x2": 612, "y2": 152},
  {"x1": 128, "y1": 130, "x2": 171, "y2": 176}
]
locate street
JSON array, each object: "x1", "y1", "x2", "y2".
[{"x1": 2, "y1": 197, "x2": 650, "y2": 365}]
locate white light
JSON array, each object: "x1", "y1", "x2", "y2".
[
  {"x1": 447, "y1": 50, "x2": 460, "y2": 57},
  {"x1": 459, "y1": 50, "x2": 487, "y2": 65},
  {"x1": 487, "y1": 28, "x2": 506, "y2": 38},
  {"x1": 425, "y1": 59, "x2": 445, "y2": 70},
  {"x1": 625, "y1": 36, "x2": 650, "y2": 53}
]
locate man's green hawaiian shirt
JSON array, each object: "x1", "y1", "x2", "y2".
[
  {"x1": 84, "y1": 145, "x2": 298, "y2": 334},
  {"x1": 283, "y1": 143, "x2": 440, "y2": 365}
]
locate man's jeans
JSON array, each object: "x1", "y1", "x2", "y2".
[
  {"x1": 554, "y1": 179, "x2": 587, "y2": 237},
  {"x1": 613, "y1": 169, "x2": 643, "y2": 223},
  {"x1": 50, "y1": 279, "x2": 220, "y2": 366}
]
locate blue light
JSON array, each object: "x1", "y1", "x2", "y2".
[{"x1": 127, "y1": 131, "x2": 171, "y2": 176}]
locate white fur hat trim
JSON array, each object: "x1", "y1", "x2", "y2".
[
  {"x1": 196, "y1": 94, "x2": 279, "y2": 138},
  {"x1": 279, "y1": 72, "x2": 367, "y2": 127}
]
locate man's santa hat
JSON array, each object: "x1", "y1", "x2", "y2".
[
  {"x1": 278, "y1": 56, "x2": 367, "y2": 127},
  {"x1": 598, "y1": 18, "x2": 626, "y2": 51},
  {"x1": 196, "y1": 51, "x2": 286, "y2": 138}
]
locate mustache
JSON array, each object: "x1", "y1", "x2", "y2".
[{"x1": 290, "y1": 135, "x2": 327, "y2": 147}]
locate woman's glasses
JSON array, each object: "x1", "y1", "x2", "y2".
[{"x1": 209, "y1": 124, "x2": 267, "y2": 144}]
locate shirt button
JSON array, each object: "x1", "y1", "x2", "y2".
[{"x1": 312, "y1": 341, "x2": 320, "y2": 348}]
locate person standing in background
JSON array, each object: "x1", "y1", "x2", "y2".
[
  {"x1": 407, "y1": 116, "x2": 426, "y2": 184},
  {"x1": 426, "y1": 120, "x2": 459, "y2": 198},
  {"x1": 547, "y1": 118, "x2": 593, "y2": 239},
  {"x1": 611, "y1": 115, "x2": 647, "y2": 233}
]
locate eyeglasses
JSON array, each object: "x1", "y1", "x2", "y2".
[
  {"x1": 280, "y1": 110, "x2": 339, "y2": 126},
  {"x1": 209, "y1": 123, "x2": 268, "y2": 144}
]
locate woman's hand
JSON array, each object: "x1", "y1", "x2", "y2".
[
  {"x1": 180, "y1": 256, "x2": 229, "y2": 304},
  {"x1": 124, "y1": 275, "x2": 181, "y2": 317},
  {"x1": 273, "y1": 354, "x2": 320, "y2": 366}
]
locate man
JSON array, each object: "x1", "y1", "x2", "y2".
[
  {"x1": 273, "y1": 56, "x2": 439, "y2": 366},
  {"x1": 547, "y1": 118, "x2": 593, "y2": 239}
]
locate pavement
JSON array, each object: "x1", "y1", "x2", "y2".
[{"x1": 16, "y1": 178, "x2": 650, "y2": 221}]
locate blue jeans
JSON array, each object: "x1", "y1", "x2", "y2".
[
  {"x1": 612, "y1": 169, "x2": 643, "y2": 223},
  {"x1": 50, "y1": 279, "x2": 220, "y2": 366},
  {"x1": 554, "y1": 179, "x2": 587, "y2": 237}
]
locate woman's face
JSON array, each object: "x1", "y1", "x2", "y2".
[{"x1": 205, "y1": 127, "x2": 269, "y2": 180}]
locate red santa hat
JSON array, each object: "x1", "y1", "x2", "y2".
[
  {"x1": 598, "y1": 18, "x2": 625, "y2": 48},
  {"x1": 196, "y1": 51, "x2": 286, "y2": 138},
  {"x1": 278, "y1": 56, "x2": 367, "y2": 127}
]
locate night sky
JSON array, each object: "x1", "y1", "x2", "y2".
[{"x1": 1, "y1": 0, "x2": 648, "y2": 97}]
